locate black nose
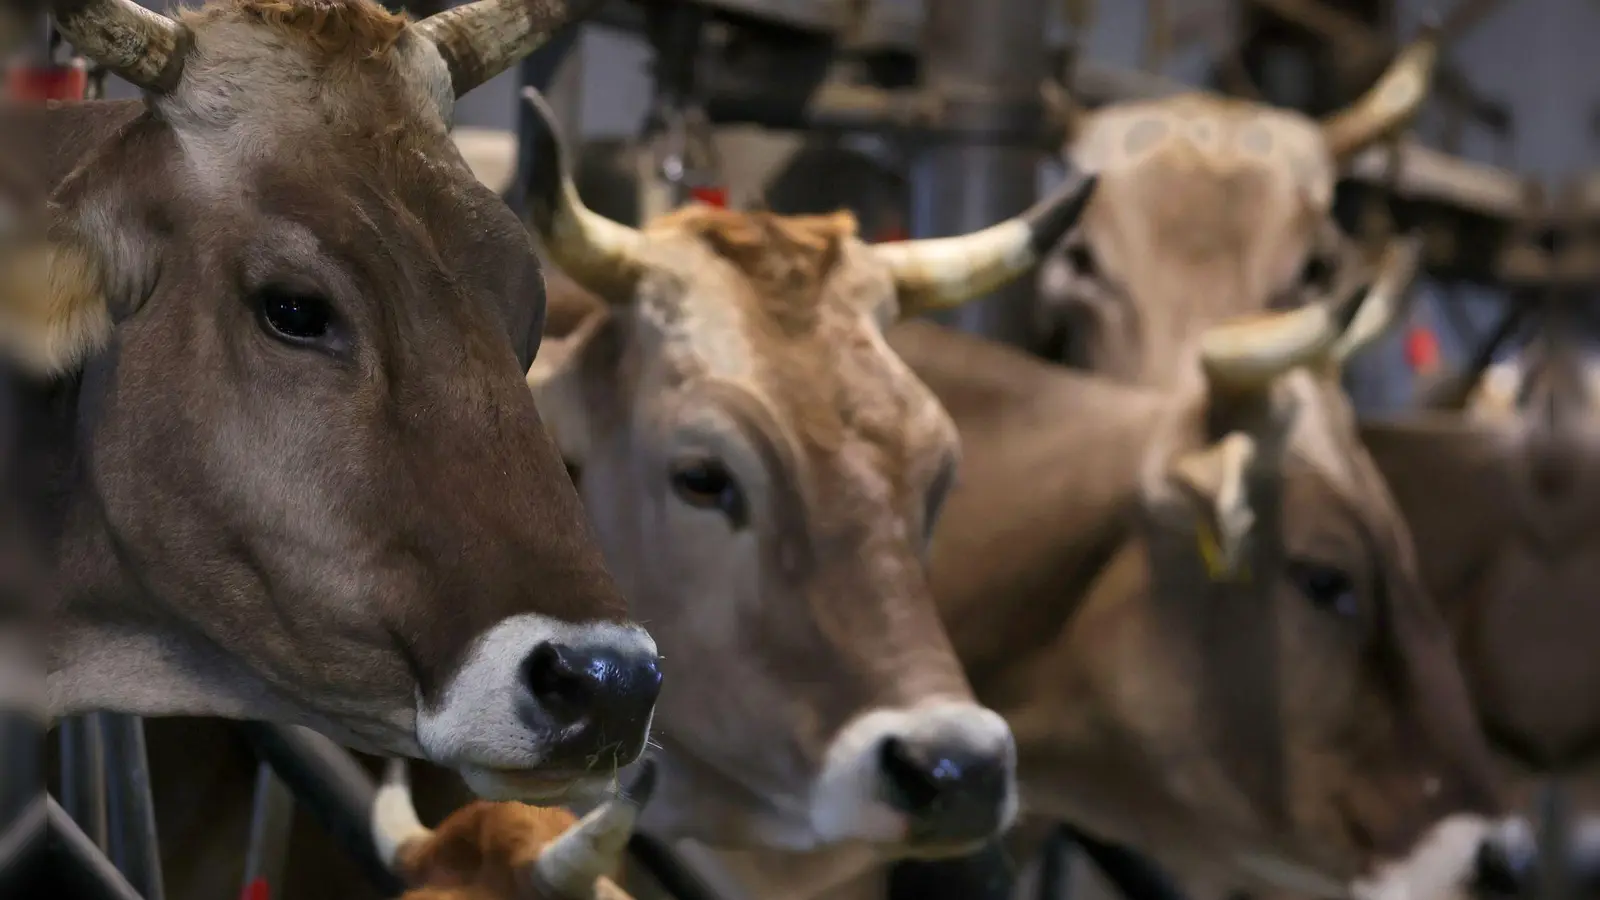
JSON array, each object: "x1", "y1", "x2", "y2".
[
  {"x1": 878, "y1": 736, "x2": 1009, "y2": 844},
  {"x1": 518, "y1": 639, "x2": 662, "y2": 769},
  {"x1": 1472, "y1": 823, "x2": 1539, "y2": 897}
]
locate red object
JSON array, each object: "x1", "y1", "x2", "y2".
[
  {"x1": 1404, "y1": 325, "x2": 1440, "y2": 374},
  {"x1": 240, "y1": 877, "x2": 271, "y2": 900},
  {"x1": 872, "y1": 225, "x2": 908, "y2": 244},
  {"x1": 6, "y1": 64, "x2": 88, "y2": 102},
  {"x1": 688, "y1": 186, "x2": 728, "y2": 208}
]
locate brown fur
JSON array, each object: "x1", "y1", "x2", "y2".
[
  {"x1": 180, "y1": 0, "x2": 410, "y2": 60},
  {"x1": 394, "y1": 801, "x2": 635, "y2": 900},
  {"x1": 650, "y1": 205, "x2": 857, "y2": 338}
]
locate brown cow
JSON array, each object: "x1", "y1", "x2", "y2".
[
  {"x1": 371, "y1": 759, "x2": 653, "y2": 900},
  {"x1": 1362, "y1": 330, "x2": 1600, "y2": 871},
  {"x1": 517, "y1": 83, "x2": 1095, "y2": 862},
  {"x1": 5, "y1": 0, "x2": 659, "y2": 801},
  {"x1": 883, "y1": 238, "x2": 1528, "y2": 900},
  {"x1": 1034, "y1": 31, "x2": 1436, "y2": 387}
]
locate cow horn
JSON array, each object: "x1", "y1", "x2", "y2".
[
  {"x1": 520, "y1": 86, "x2": 648, "y2": 301},
  {"x1": 370, "y1": 759, "x2": 434, "y2": 874},
  {"x1": 412, "y1": 0, "x2": 598, "y2": 99},
  {"x1": 1321, "y1": 24, "x2": 1440, "y2": 161},
  {"x1": 528, "y1": 761, "x2": 657, "y2": 897},
  {"x1": 51, "y1": 0, "x2": 191, "y2": 93},
  {"x1": 1201, "y1": 236, "x2": 1423, "y2": 389},
  {"x1": 1329, "y1": 234, "x2": 1424, "y2": 364},
  {"x1": 876, "y1": 172, "x2": 1098, "y2": 317}
]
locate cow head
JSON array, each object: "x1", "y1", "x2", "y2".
[
  {"x1": 519, "y1": 87, "x2": 1095, "y2": 855},
  {"x1": 7, "y1": 0, "x2": 662, "y2": 801},
  {"x1": 1037, "y1": 32, "x2": 1437, "y2": 386},
  {"x1": 1120, "y1": 237, "x2": 1517, "y2": 895},
  {"x1": 373, "y1": 758, "x2": 652, "y2": 900}
]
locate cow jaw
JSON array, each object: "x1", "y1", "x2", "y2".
[{"x1": 1350, "y1": 814, "x2": 1496, "y2": 900}]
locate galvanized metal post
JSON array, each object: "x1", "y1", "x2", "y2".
[
  {"x1": 911, "y1": 0, "x2": 1051, "y2": 350},
  {"x1": 97, "y1": 713, "x2": 163, "y2": 900}
]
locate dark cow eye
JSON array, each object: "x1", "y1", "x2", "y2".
[
  {"x1": 257, "y1": 284, "x2": 334, "y2": 344},
  {"x1": 670, "y1": 458, "x2": 748, "y2": 528},
  {"x1": 1299, "y1": 256, "x2": 1335, "y2": 291},
  {"x1": 1066, "y1": 243, "x2": 1098, "y2": 279},
  {"x1": 1287, "y1": 558, "x2": 1359, "y2": 618}
]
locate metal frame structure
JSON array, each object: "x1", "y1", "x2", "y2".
[{"x1": 8, "y1": 3, "x2": 1591, "y2": 900}]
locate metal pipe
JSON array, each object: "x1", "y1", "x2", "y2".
[
  {"x1": 910, "y1": 0, "x2": 1051, "y2": 350},
  {"x1": 236, "y1": 722, "x2": 404, "y2": 897},
  {"x1": 58, "y1": 714, "x2": 107, "y2": 851},
  {"x1": 1036, "y1": 826, "x2": 1077, "y2": 900},
  {"x1": 626, "y1": 831, "x2": 726, "y2": 900},
  {"x1": 1064, "y1": 826, "x2": 1190, "y2": 900},
  {"x1": 240, "y1": 761, "x2": 296, "y2": 900},
  {"x1": 47, "y1": 796, "x2": 146, "y2": 900},
  {"x1": 97, "y1": 713, "x2": 163, "y2": 900},
  {"x1": 0, "y1": 794, "x2": 44, "y2": 891}
]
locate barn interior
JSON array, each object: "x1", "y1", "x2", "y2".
[{"x1": 2, "y1": 1, "x2": 1598, "y2": 900}]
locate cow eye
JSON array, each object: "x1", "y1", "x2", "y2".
[
  {"x1": 1066, "y1": 243, "x2": 1098, "y2": 279},
  {"x1": 1287, "y1": 558, "x2": 1359, "y2": 618},
  {"x1": 670, "y1": 458, "x2": 748, "y2": 528},
  {"x1": 1299, "y1": 255, "x2": 1335, "y2": 291},
  {"x1": 257, "y1": 284, "x2": 334, "y2": 344}
]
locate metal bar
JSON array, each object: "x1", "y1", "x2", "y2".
[
  {"x1": 98, "y1": 713, "x2": 163, "y2": 900},
  {"x1": 1036, "y1": 826, "x2": 1076, "y2": 900},
  {"x1": 47, "y1": 796, "x2": 146, "y2": 900},
  {"x1": 58, "y1": 714, "x2": 107, "y2": 851},
  {"x1": 240, "y1": 760, "x2": 296, "y2": 900},
  {"x1": 0, "y1": 795, "x2": 45, "y2": 890},
  {"x1": 912, "y1": 0, "x2": 1051, "y2": 351},
  {"x1": 626, "y1": 831, "x2": 725, "y2": 900},
  {"x1": 1064, "y1": 826, "x2": 1189, "y2": 900},
  {"x1": 236, "y1": 722, "x2": 403, "y2": 897}
]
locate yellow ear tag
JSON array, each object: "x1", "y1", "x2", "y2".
[{"x1": 1195, "y1": 519, "x2": 1250, "y2": 584}]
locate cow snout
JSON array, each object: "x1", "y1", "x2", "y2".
[
  {"x1": 812, "y1": 702, "x2": 1017, "y2": 852},
  {"x1": 517, "y1": 638, "x2": 663, "y2": 768},
  {"x1": 1470, "y1": 820, "x2": 1537, "y2": 897},
  {"x1": 878, "y1": 733, "x2": 1008, "y2": 843}
]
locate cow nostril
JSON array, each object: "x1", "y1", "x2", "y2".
[
  {"x1": 521, "y1": 642, "x2": 592, "y2": 725},
  {"x1": 1472, "y1": 829, "x2": 1539, "y2": 897},
  {"x1": 879, "y1": 737, "x2": 950, "y2": 815}
]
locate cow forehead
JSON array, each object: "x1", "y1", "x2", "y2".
[
  {"x1": 630, "y1": 230, "x2": 954, "y2": 486},
  {"x1": 156, "y1": 0, "x2": 455, "y2": 178},
  {"x1": 1071, "y1": 97, "x2": 1336, "y2": 214}
]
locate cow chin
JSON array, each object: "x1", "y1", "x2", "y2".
[
  {"x1": 454, "y1": 764, "x2": 615, "y2": 805},
  {"x1": 808, "y1": 700, "x2": 1019, "y2": 858},
  {"x1": 1349, "y1": 814, "x2": 1496, "y2": 900}
]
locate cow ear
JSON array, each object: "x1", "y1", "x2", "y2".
[
  {"x1": 1162, "y1": 432, "x2": 1258, "y2": 582},
  {"x1": 0, "y1": 200, "x2": 115, "y2": 376},
  {"x1": 526, "y1": 306, "x2": 612, "y2": 466}
]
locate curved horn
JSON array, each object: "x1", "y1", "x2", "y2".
[
  {"x1": 411, "y1": 0, "x2": 597, "y2": 98},
  {"x1": 1201, "y1": 235, "x2": 1424, "y2": 390},
  {"x1": 521, "y1": 86, "x2": 647, "y2": 301},
  {"x1": 52, "y1": 0, "x2": 191, "y2": 93},
  {"x1": 1329, "y1": 234, "x2": 1424, "y2": 364},
  {"x1": 1321, "y1": 24, "x2": 1440, "y2": 161},
  {"x1": 876, "y1": 171, "x2": 1098, "y2": 317},
  {"x1": 371, "y1": 759, "x2": 434, "y2": 874},
  {"x1": 529, "y1": 761, "x2": 657, "y2": 897}
]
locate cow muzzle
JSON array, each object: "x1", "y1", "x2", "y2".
[
  {"x1": 413, "y1": 613, "x2": 662, "y2": 801},
  {"x1": 1352, "y1": 815, "x2": 1538, "y2": 900},
  {"x1": 810, "y1": 701, "x2": 1017, "y2": 856}
]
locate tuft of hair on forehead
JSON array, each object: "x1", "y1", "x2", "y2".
[
  {"x1": 182, "y1": 0, "x2": 411, "y2": 60},
  {"x1": 652, "y1": 205, "x2": 859, "y2": 336}
]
